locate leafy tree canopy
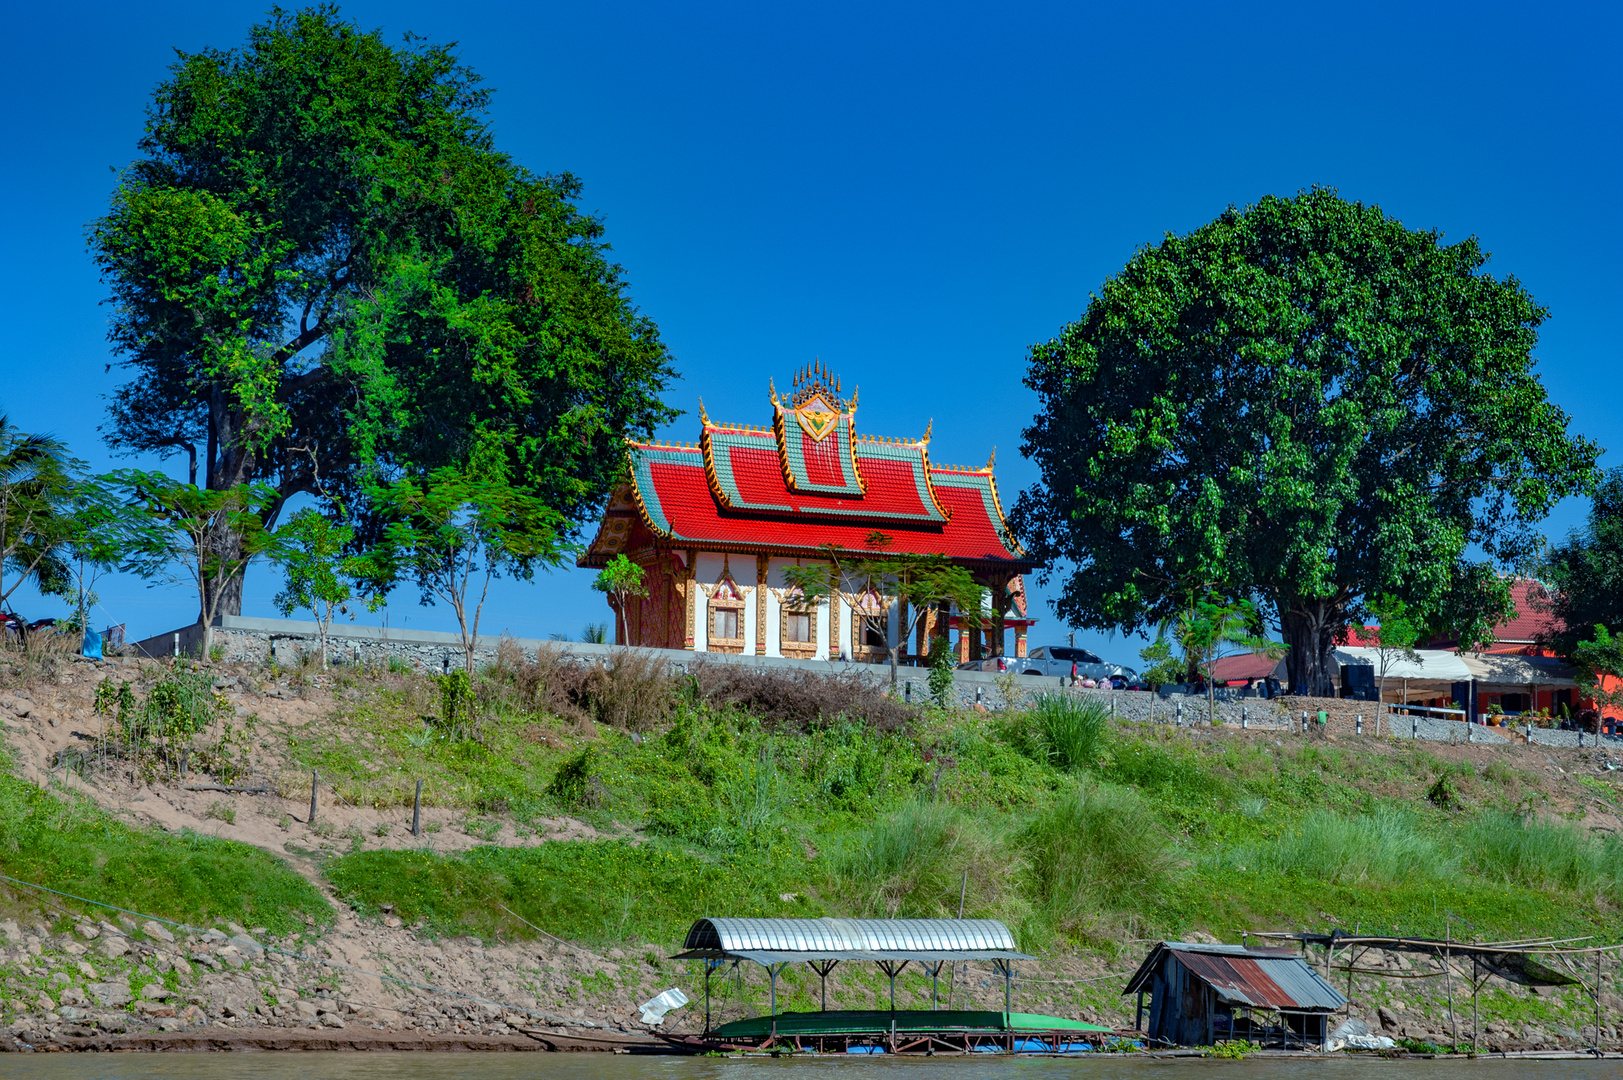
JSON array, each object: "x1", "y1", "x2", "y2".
[
  {"x1": 1542, "y1": 467, "x2": 1623, "y2": 657},
  {"x1": 89, "y1": 5, "x2": 677, "y2": 614},
  {"x1": 1013, "y1": 189, "x2": 1599, "y2": 695}
]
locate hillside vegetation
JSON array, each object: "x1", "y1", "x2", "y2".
[
  {"x1": 290, "y1": 648, "x2": 1623, "y2": 951},
  {"x1": 6, "y1": 644, "x2": 1623, "y2": 955}
]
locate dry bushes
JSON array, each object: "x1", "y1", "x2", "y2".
[
  {"x1": 689, "y1": 662, "x2": 910, "y2": 732},
  {"x1": 487, "y1": 640, "x2": 676, "y2": 733},
  {"x1": 485, "y1": 641, "x2": 912, "y2": 734}
]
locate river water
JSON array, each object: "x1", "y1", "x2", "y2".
[{"x1": 0, "y1": 1056, "x2": 1616, "y2": 1080}]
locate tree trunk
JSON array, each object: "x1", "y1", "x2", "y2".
[
  {"x1": 1281, "y1": 602, "x2": 1344, "y2": 698},
  {"x1": 203, "y1": 517, "x2": 247, "y2": 619}
]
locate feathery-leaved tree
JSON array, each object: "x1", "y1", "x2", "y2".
[{"x1": 0, "y1": 413, "x2": 74, "y2": 616}]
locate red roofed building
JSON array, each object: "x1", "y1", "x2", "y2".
[
  {"x1": 1423, "y1": 578, "x2": 1563, "y2": 655},
  {"x1": 579, "y1": 364, "x2": 1037, "y2": 660}
]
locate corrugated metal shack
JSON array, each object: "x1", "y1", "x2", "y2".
[{"x1": 1125, "y1": 942, "x2": 1347, "y2": 1048}]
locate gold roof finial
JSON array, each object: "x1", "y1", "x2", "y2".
[
  {"x1": 984, "y1": 446, "x2": 996, "y2": 471},
  {"x1": 921, "y1": 418, "x2": 933, "y2": 443},
  {"x1": 698, "y1": 397, "x2": 712, "y2": 427}
]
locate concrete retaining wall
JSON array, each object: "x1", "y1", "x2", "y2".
[{"x1": 132, "y1": 615, "x2": 1272, "y2": 715}]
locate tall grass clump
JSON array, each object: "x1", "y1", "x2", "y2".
[
  {"x1": 1239, "y1": 807, "x2": 1452, "y2": 885},
  {"x1": 1019, "y1": 783, "x2": 1178, "y2": 941},
  {"x1": 1028, "y1": 694, "x2": 1111, "y2": 773},
  {"x1": 1463, "y1": 812, "x2": 1623, "y2": 899},
  {"x1": 828, "y1": 801, "x2": 1022, "y2": 920}
]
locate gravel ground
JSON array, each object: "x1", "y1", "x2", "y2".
[
  {"x1": 1517, "y1": 726, "x2": 1623, "y2": 749},
  {"x1": 1384, "y1": 714, "x2": 1510, "y2": 744}
]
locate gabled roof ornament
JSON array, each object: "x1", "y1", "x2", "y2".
[{"x1": 984, "y1": 446, "x2": 996, "y2": 471}]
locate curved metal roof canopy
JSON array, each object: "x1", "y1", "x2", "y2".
[{"x1": 673, "y1": 918, "x2": 1033, "y2": 965}]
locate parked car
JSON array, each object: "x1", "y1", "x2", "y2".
[{"x1": 977, "y1": 645, "x2": 1141, "y2": 686}]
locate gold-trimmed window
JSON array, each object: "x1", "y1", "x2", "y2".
[
  {"x1": 850, "y1": 584, "x2": 889, "y2": 663},
  {"x1": 779, "y1": 586, "x2": 818, "y2": 659},
  {"x1": 707, "y1": 575, "x2": 746, "y2": 654}
]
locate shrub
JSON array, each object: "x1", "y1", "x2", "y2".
[
  {"x1": 1019, "y1": 784, "x2": 1178, "y2": 940},
  {"x1": 1027, "y1": 694, "x2": 1110, "y2": 773},
  {"x1": 546, "y1": 746, "x2": 606, "y2": 811},
  {"x1": 689, "y1": 663, "x2": 911, "y2": 733},
  {"x1": 827, "y1": 800, "x2": 1023, "y2": 920}
]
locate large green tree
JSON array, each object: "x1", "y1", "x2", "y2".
[
  {"x1": 89, "y1": 6, "x2": 676, "y2": 618},
  {"x1": 1013, "y1": 189, "x2": 1599, "y2": 696},
  {"x1": 1542, "y1": 467, "x2": 1623, "y2": 657}
]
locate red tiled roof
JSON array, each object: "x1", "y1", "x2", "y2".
[
  {"x1": 622, "y1": 444, "x2": 1027, "y2": 565},
  {"x1": 701, "y1": 425, "x2": 947, "y2": 523},
  {"x1": 1210, "y1": 653, "x2": 1284, "y2": 683},
  {"x1": 594, "y1": 372, "x2": 1032, "y2": 571},
  {"x1": 1419, "y1": 578, "x2": 1565, "y2": 652},
  {"x1": 1492, "y1": 579, "x2": 1562, "y2": 644}
]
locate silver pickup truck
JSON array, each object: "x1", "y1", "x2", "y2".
[{"x1": 976, "y1": 645, "x2": 1141, "y2": 686}]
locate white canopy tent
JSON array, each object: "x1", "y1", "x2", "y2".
[
  {"x1": 1337, "y1": 647, "x2": 1580, "y2": 721},
  {"x1": 1459, "y1": 652, "x2": 1578, "y2": 691},
  {"x1": 1332, "y1": 647, "x2": 1472, "y2": 682}
]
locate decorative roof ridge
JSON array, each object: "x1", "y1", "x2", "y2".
[
  {"x1": 704, "y1": 421, "x2": 774, "y2": 436},
  {"x1": 622, "y1": 447, "x2": 674, "y2": 540},
  {"x1": 984, "y1": 469, "x2": 1022, "y2": 557},
  {"x1": 626, "y1": 437, "x2": 703, "y2": 451},
  {"x1": 853, "y1": 433, "x2": 928, "y2": 447},
  {"x1": 930, "y1": 446, "x2": 998, "y2": 475},
  {"x1": 770, "y1": 400, "x2": 869, "y2": 498},
  {"x1": 914, "y1": 439, "x2": 951, "y2": 523}
]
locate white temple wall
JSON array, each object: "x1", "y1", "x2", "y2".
[{"x1": 764, "y1": 585, "x2": 781, "y2": 657}]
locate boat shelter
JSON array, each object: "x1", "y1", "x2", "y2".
[
  {"x1": 1125, "y1": 941, "x2": 1346, "y2": 1048},
  {"x1": 673, "y1": 917, "x2": 1033, "y2": 1030}
]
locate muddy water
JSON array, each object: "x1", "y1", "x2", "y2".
[{"x1": 1, "y1": 1056, "x2": 1618, "y2": 1080}]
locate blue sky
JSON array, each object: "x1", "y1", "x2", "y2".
[{"x1": 1, "y1": 1, "x2": 1618, "y2": 663}]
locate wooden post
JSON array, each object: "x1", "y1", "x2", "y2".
[
  {"x1": 1444, "y1": 923, "x2": 1458, "y2": 1047},
  {"x1": 1596, "y1": 950, "x2": 1603, "y2": 1052},
  {"x1": 412, "y1": 779, "x2": 423, "y2": 837},
  {"x1": 1472, "y1": 956, "x2": 1479, "y2": 1052},
  {"x1": 308, "y1": 770, "x2": 319, "y2": 824}
]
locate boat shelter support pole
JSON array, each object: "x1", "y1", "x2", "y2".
[
  {"x1": 925, "y1": 961, "x2": 944, "y2": 1010},
  {"x1": 876, "y1": 960, "x2": 908, "y2": 1020},
  {"x1": 1136, "y1": 990, "x2": 1144, "y2": 1033},
  {"x1": 810, "y1": 959, "x2": 839, "y2": 1012}
]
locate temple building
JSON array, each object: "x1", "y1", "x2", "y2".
[{"x1": 579, "y1": 363, "x2": 1037, "y2": 662}]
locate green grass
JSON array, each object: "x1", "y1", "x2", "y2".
[
  {"x1": 242, "y1": 661, "x2": 1623, "y2": 955},
  {"x1": 0, "y1": 770, "x2": 331, "y2": 935},
  {"x1": 324, "y1": 839, "x2": 813, "y2": 945}
]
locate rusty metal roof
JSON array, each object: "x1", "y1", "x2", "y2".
[
  {"x1": 674, "y1": 917, "x2": 1033, "y2": 965},
  {"x1": 1124, "y1": 942, "x2": 1347, "y2": 1012}
]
